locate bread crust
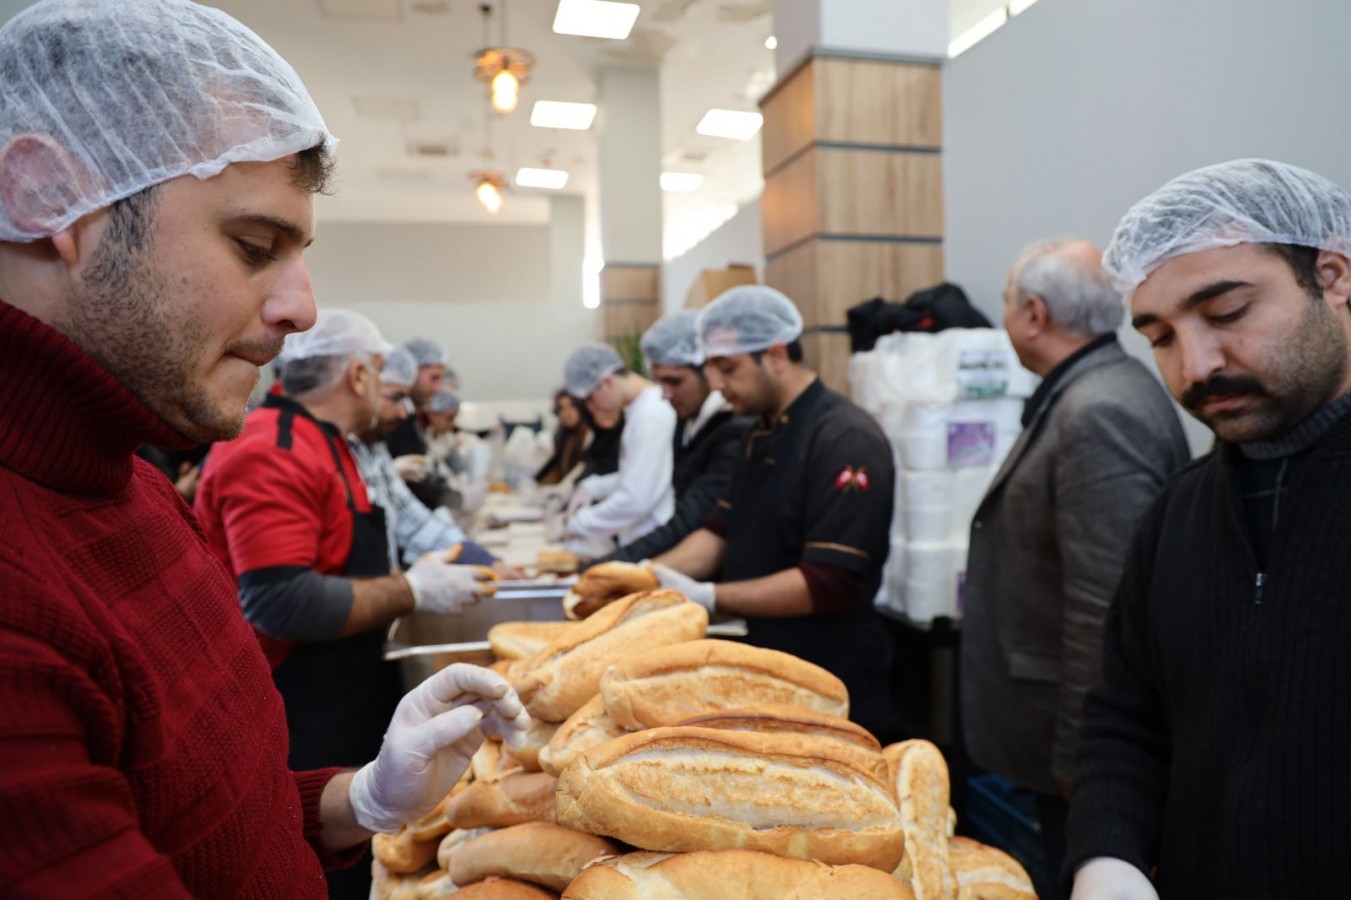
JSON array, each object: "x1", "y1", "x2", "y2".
[
  {"x1": 539, "y1": 694, "x2": 629, "y2": 777},
  {"x1": 562, "y1": 562, "x2": 659, "y2": 619},
  {"x1": 555, "y1": 726, "x2": 903, "y2": 871},
  {"x1": 372, "y1": 826, "x2": 440, "y2": 874},
  {"x1": 454, "y1": 876, "x2": 560, "y2": 899},
  {"x1": 443, "y1": 770, "x2": 559, "y2": 829},
  {"x1": 948, "y1": 837, "x2": 1036, "y2": 900},
  {"x1": 599, "y1": 639, "x2": 850, "y2": 730},
  {"x1": 884, "y1": 740, "x2": 957, "y2": 900},
  {"x1": 449, "y1": 822, "x2": 618, "y2": 891},
  {"x1": 489, "y1": 621, "x2": 584, "y2": 662}
]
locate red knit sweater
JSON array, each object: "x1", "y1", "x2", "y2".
[{"x1": 0, "y1": 299, "x2": 357, "y2": 897}]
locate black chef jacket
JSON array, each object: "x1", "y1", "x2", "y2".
[{"x1": 708, "y1": 378, "x2": 896, "y2": 741}]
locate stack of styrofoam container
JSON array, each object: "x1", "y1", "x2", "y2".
[{"x1": 850, "y1": 328, "x2": 1037, "y2": 628}]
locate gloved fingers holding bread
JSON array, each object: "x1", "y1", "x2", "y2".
[{"x1": 562, "y1": 561, "x2": 659, "y2": 620}]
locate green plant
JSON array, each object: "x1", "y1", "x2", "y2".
[{"x1": 610, "y1": 331, "x2": 648, "y2": 377}]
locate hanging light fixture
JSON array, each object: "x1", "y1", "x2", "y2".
[
  {"x1": 470, "y1": 169, "x2": 507, "y2": 214},
  {"x1": 475, "y1": 2, "x2": 534, "y2": 115}
]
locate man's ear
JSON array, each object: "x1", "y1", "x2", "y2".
[
  {"x1": 0, "y1": 134, "x2": 95, "y2": 240},
  {"x1": 1314, "y1": 251, "x2": 1351, "y2": 312},
  {"x1": 347, "y1": 358, "x2": 369, "y2": 396},
  {"x1": 1022, "y1": 296, "x2": 1050, "y2": 337}
]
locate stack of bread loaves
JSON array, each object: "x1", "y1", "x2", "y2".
[{"x1": 372, "y1": 588, "x2": 1034, "y2": 899}]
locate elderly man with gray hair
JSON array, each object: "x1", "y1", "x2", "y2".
[{"x1": 960, "y1": 238, "x2": 1188, "y2": 899}]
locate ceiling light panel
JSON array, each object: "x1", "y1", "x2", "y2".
[
  {"x1": 696, "y1": 109, "x2": 763, "y2": 141},
  {"x1": 516, "y1": 167, "x2": 570, "y2": 189},
  {"x1": 531, "y1": 101, "x2": 599, "y2": 130},
  {"x1": 661, "y1": 172, "x2": 704, "y2": 192},
  {"x1": 553, "y1": 0, "x2": 641, "y2": 40}
]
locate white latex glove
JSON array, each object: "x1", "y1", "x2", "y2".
[
  {"x1": 1070, "y1": 858, "x2": 1159, "y2": 900},
  {"x1": 650, "y1": 562, "x2": 716, "y2": 611},
  {"x1": 393, "y1": 454, "x2": 431, "y2": 483},
  {"x1": 405, "y1": 556, "x2": 493, "y2": 614},
  {"x1": 349, "y1": 663, "x2": 531, "y2": 833},
  {"x1": 565, "y1": 484, "x2": 592, "y2": 518}
]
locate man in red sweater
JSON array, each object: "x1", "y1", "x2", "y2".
[{"x1": 0, "y1": 1, "x2": 529, "y2": 897}]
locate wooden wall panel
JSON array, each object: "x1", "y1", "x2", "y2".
[
  {"x1": 764, "y1": 241, "x2": 820, "y2": 327},
  {"x1": 801, "y1": 331, "x2": 853, "y2": 396},
  {"x1": 761, "y1": 59, "x2": 817, "y2": 176},
  {"x1": 760, "y1": 149, "x2": 818, "y2": 258},
  {"x1": 815, "y1": 149, "x2": 944, "y2": 239},
  {"x1": 813, "y1": 58, "x2": 942, "y2": 149},
  {"x1": 813, "y1": 241, "x2": 946, "y2": 323},
  {"x1": 600, "y1": 265, "x2": 660, "y2": 339}
]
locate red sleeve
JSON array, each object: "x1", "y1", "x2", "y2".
[
  {"x1": 798, "y1": 561, "x2": 869, "y2": 616},
  {"x1": 294, "y1": 768, "x2": 368, "y2": 871},
  {"x1": 703, "y1": 498, "x2": 732, "y2": 538}
]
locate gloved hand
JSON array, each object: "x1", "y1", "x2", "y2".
[
  {"x1": 393, "y1": 454, "x2": 431, "y2": 483},
  {"x1": 650, "y1": 562, "x2": 716, "y2": 611},
  {"x1": 1070, "y1": 858, "x2": 1159, "y2": 900},
  {"x1": 348, "y1": 663, "x2": 530, "y2": 833},
  {"x1": 565, "y1": 484, "x2": 592, "y2": 518},
  {"x1": 405, "y1": 555, "x2": 493, "y2": 614}
]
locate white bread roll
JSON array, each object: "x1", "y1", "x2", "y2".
[
  {"x1": 512, "y1": 591, "x2": 708, "y2": 722},
  {"x1": 444, "y1": 770, "x2": 559, "y2": 829},
  {"x1": 555, "y1": 726, "x2": 904, "y2": 871},
  {"x1": 948, "y1": 837, "x2": 1036, "y2": 900},
  {"x1": 489, "y1": 621, "x2": 584, "y2": 662},
  {"x1": 884, "y1": 740, "x2": 958, "y2": 900},
  {"x1": 415, "y1": 869, "x2": 459, "y2": 899},
  {"x1": 539, "y1": 694, "x2": 629, "y2": 777},
  {"x1": 599, "y1": 639, "x2": 849, "y2": 730},
  {"x1": 507, "y1": 716, "x2": 560, "y2": 772},
  {"x1": 372, "y1": 826, "x2": 440, "y2": 875},
  {"x1": 437, "y1": 826, "x2": 493, "y2": 871},
  {"x1": 472, "y1": 738, "x2": 526, "y2": 783},
  {"x1": 455, "y1": 876, "x2": 560, "y2": 898},
  {"x1": 450, "y1": 822, "x2": 618, "y2": 891},
  {"x1": 562, "y1": 561, "x2": 660, "y2": 619},
  {"x1": 562, "y1": 849, "x2": 916, "y2": 899}
]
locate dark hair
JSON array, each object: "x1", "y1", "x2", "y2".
[
  {"x1": 1268, "y1": 243, "x2": 1323, "y2": 296},
  {"x1": 750, "y1": 339, "x2": 805, "y2": 365},
  {"x1": 280, "y1": 353, "x2": 348, "y2": 396}
]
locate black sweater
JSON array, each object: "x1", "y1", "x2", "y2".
[{"x1": 1065, "y1": 412, "x2": 1351, "y2": 897}]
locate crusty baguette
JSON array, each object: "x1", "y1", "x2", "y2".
[
  {"x1": 948, "y1": 837, "x2": 1036, "y2": 900},
  {"x1": 885, "y1": 740, "x2": 958, "y2": 900},
  {"x1": 437, "y1": 826, "x2": 493, "y2": 872},
  {"x1": 508, "y1": 716, "x2": 560, "y2": 772},
  {"x1": 415, "y1": 869, "x2": 460, "y2": 899},
  {"x1": 407, "y1": 790, "x2": 455, "y2": 843},
  {"x1": 555, "y1": 726, "x2": 903, "y2": 871},
  {"x1": 472, "y1": 738, "x2": 525, "y2": 783},
  {"x1": 562, "y1": 849, "x2": 916, "y2": 899},
  {"x1": 599, "y1": 639, "x2": 850, "y2": 730},
  {"x1": 539, "y1": 694, "x2": 629, "y2": 777},
  {"x1": 455, "y1": 876, "x2": 560, "y2": 899},
  {"x1": 674, "y1": 704, "x2": 887, "y2": 786},
  {"x1": 537, "y1": 549, "x2": 580, "y2": 575},
  {"x1": 562, "y1": 562, "x2": 660, "y2": 620},
  {"x1": 372, "y1": 826, "x2": 441, "y2": 874},
  {"x1": 512, "y1": 591, "x2": 708, "y2": 722},
  {"x1": 444, "y1": 770, "x2": 559, "y2": 829},
  {"x1": 489, "y1": 621, "x2": 584, "y2": 662},
  {"x1": 450, "y1": 822, "x2": 618, "y2": 891}
]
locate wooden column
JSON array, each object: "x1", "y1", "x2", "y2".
[
  {"x1": 760, "y1": 52, "x2": 945, "y2": 394},
  {"x1": 599, "y1": 264, "x2": 661, "y2": 342}
]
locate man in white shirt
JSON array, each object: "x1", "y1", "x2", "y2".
[{"x1": 562, "y1": 342, "x2": 676, "y2": 551}]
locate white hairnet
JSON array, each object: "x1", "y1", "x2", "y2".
[
  {"x1": 426, "y1": 390, "x2": 461, "y2": 413},
  {"x1": 402, "y1": 338, "x2": 449, "y2": 368},
  {"x1": 381, "y1": 346, "x2": 418, "y2": 386},
  {"x1": 278, "y1": 309, "x2": 392, "y2": 364},
  {"x1": 0, "y1": 0, "x2": 336, "y2": 243},
  {"x1": 641, "y1": 309, "x2": 703, "y2": 367},
  {"x1": 1105, "y1": 159, "x2": 1351, "y2": 294},
  {"x1": 697, "y1": 285, "x2": 803, "y2": 358},
  {"x1": 563, "y1": 343, "x2": 624, "y2": 398}
]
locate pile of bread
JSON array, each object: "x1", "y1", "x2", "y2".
[{"x1": 373, "y1": 589, "x2": 1035, "y2": 899}]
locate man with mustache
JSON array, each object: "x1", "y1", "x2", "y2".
[{"x1": 1066, "y1": 160, "x2": 1351, "y2": 899}]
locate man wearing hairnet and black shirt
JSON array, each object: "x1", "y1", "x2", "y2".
[
  {"x1": 651, "y1": 286, "x2": 897, "y2": 742},
  {"x1": 0, "y1": 3, "x2": 528, "y2": 896}
]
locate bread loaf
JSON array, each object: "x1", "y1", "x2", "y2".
[
  {"x1": 539, "y1": 694, "x2": 629, "y2": 777},
  {"x1": 455, "y1": 876, "x2": 560, "y2": 899},
  {"x1": 512, "y1": 591, "x2": 708, "y2": 722},
  {"x1": 537, "y1": 549, "x2": 580, "y2": 576},
  {"x1": 444, "y1": 770, "x2": 559, "y2": 829},
  {"x1": 509, "y1": 716, "x2": 560, "y2": 772},
  {"x1": 562, "y1": 562, "x2": 659, "y2": 619},
  {"x1": 948, "y1": 837, "x2": 1036, "y2": 900},
  {"x1": 489, "y1": 621, "x2": 583, "y2": 662},
  {"x1": 450, "y1": 822, "x2": 618, "y2": 891},
  {"x1": 562, "y1": 849, "x2": 916, "y2": 899},
  {"x1": 885, "y1": 740, "x2": 957, "y2": 900},
  {"x1": 372, "y1": 826, "x2": 440, "y2": 874},
  {"x1": 437, "y1": 826, "x2": 493, "y2": 871},
  {"x1": 407, "y1": 789, "x2": 456, "y2": 842},
  {"x1": 599, "y1": 639, "x2": 849, "y2": 730},
  {"x1": 471, "y1": 738, "x2": 525, "y2": 783},
  {"x1": 554, "y1": 726, "x2": 903, "y2": 871},
  {"x1": 415, "y1": 869, "x2": 460, "y2": 898}
]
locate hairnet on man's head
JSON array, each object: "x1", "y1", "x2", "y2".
[
  {"x1": 402, "y1": 337, "x2": 449, "y2": 369},
  {"x1": 563, "y1": 343, "x2": 624, "y2": 398},
  {"x1": 381, "y1": 347, "x2": 418, "y2": 386},
  {"x1": 696, "y1": 285, "x2": 803, "y2": 359},
  {"x1": 641, "y1": 309, "x2": 703, "y2": 368},
  {"x1": 426, "y1": 390, "x2": 461, "y2": 413},
  {"x1": 1104, "y1": 159, "x2": 1351, "y2": 295},
  {"x1": 278, "y1": 309, "x2": 391, "y2": 364},
  {"x1": 0, "y1": 0, "x2": 335, "y2": 243}
]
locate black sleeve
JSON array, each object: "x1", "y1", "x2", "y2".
[
  {"x1": 385, "y1": 416, "x2": 426, "y2": 458},
  {"x1": 799, "y1": 418, "x2": 895, "y2": 576},
  {"x1": 237, "y1": 565, "x2": 354, "y2": 641}
]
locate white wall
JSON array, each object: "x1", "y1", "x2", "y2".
[
  {"x1": 943, "y1": 0, "x2": 1351, "y2": 454},
  {"x1": 306, "y1": 222, "x2": 596, "y2": 402},
  {"x1": 661, "y1": 198, "x2": 766, "y2": 313}
]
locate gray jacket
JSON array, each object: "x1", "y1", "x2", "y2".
[{"x1": 960, "y1": 339, "x2": 1189, "y2": 793}]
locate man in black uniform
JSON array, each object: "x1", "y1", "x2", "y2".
[
  {"x1": 600, "y1": 309, "x2": 752, "y2": 564},
  {"x1": 652, "y1": 286, "x2": 897, "y2": 742}
]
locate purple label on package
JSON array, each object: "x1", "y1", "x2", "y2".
[{"x1": 946, "y1": 421, "x2": 995, "y2": 466}]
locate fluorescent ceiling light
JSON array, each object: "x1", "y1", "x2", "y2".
[
  {"x1": 516, "y1": 167, "x2": 570, "y2": 189},
  {"x1": 1009, "y1": 0, "x2": 1040, "y2": 13},
  {"x1": 661, "y1": 172, "x2": 704, "y2": 192},
  {"x1": 696, "y1": 109, "x2": 763, "y2": 141},
  {"x1": 764, "y1": 35, "x2": 778, "y2": 50},
  {"x1": 948, "y1": 7, "x2": 1007, "y2": 57},
  {"x1": 530, "y1": 100, "x2": 598, "y2": 130},
  {"x1": 553, "y1": 0, "x2": 640, "y2": 40}
]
